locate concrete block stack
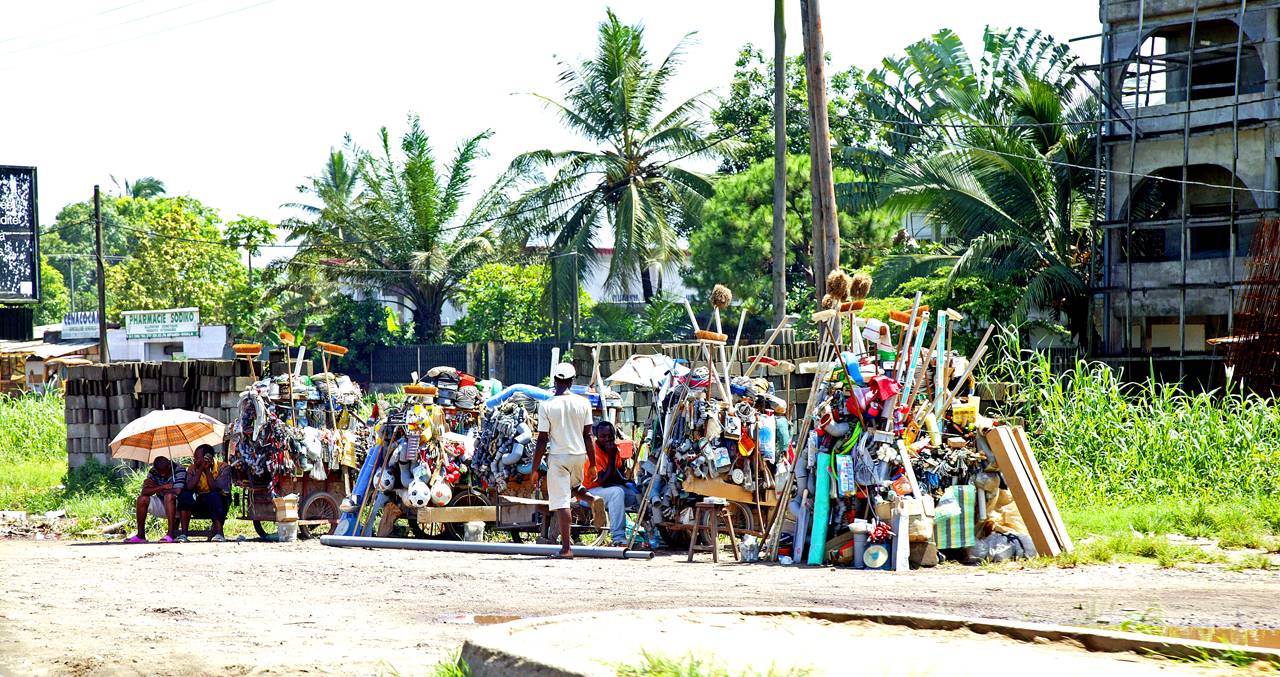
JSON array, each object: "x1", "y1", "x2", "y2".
[{"x1": 62, "y1": 358, "x2": 265, "y2": 470}]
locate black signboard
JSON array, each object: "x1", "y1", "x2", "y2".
[{"x1": 0, "y1": 165, "x2": 39, "y2": 304}]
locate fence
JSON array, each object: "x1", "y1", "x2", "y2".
[{"x1": 368, "y1": 341, "x2": 567, "y2": 389}]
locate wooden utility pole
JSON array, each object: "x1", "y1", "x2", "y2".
[
  {"x1": 772, "y1": 0, "x2": 787, "y2": 326},
  {"x1": 93, "y1": 185, "x2": 110, "y2": 364},
  {"x1": 800, "y1": 0, "x2": 839, "y2": 301}
]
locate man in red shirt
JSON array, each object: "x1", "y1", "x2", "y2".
[{"x1": 583, "y1": 421, "x2": 639, "y2": 546}]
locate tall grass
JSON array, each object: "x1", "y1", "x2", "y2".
[
  {"x1": 1, "y1": 393, "x2": 144, "y2": 530},
  {"x1": 986, "y1": 335, "x2": 1280, "y2": 507},
  {"x1": 0, "y1": 392, "x2": 66, "y2": 463}
]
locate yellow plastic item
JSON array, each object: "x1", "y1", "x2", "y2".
[{"x1": 951, "y1": 396, "x2": 980, "y2": 427}]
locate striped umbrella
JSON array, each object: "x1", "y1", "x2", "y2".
[{"x1": 109, "y1": 409, "x2": 226, "y2": 463}]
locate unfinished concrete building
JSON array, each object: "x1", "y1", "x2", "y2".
[{"x1": 1092, "y1": 0, "x2": 1279, "y2": 386}]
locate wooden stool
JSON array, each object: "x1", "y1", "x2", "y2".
[{"x1": 686, "y1": 501, "x2": 739, "y2": 563}]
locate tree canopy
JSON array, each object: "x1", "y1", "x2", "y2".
[
  {"x1": 686, "y1": 154, "x2": 894, "y2": 313},
  {"x1": 711, "y1": 45, "x2": 869, "y2": 173},
  {"x1": 284, "y1": 115, "x2": 513, "y2": 343},
  {"x1": 499, "y1": 9, "x2": 720, "y2": 302},
  {"x1": 103, "y1": 196, "x2": 255, "y2": 335}
]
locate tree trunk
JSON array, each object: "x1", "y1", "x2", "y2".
[
  {"x1": 800, "y1": 0, "x2": 840, "y2": 303},
  {"x1": 641, "y1": 266, "x2": 655, "y2": 303},
  {"x1": 771, "y1": 0, "x2": 788, "y2": 326}
]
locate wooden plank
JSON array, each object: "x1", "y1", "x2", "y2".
[
  {"x1": 1010, "y1": 426, "x2": 1073, "y2": 553},
  {"x1": 681, "y1": 477, "x2": 778, "y2": 507},
  {"x1": 985, "y1": 427, "x2": 1060, "y2": 557},
  {"x1": 415, "y1": 505, "x2": 496, "y2": 524}
]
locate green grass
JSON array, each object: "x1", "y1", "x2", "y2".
[{"x1": 616, "y1": 652, "x2": 814, "y2": 677}]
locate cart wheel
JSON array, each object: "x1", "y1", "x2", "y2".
[
  {"x1": 298, "y1": 492, "x2": 340, "y2": 540},
  {"x1": 443, "y1": 490, "x2": 491, "y2": 541},
  {"x1": 724, "y1": 502, "x2": 756, "y2": 534},
  {"x1": 408, "y1": 509, "x2": 446, "y2": 539},
  {"x1": 253, "y1": 520, "x2": 277, "y2": 539}
]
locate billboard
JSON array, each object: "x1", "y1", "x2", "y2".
[{"x1": 0, "y1": 166, "x2": 39, "y2": 304}]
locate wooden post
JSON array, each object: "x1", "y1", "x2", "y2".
[
  {"x1": 93, "y1": 186, "x2": 109, "y2": 364},
  {"x1": 771, "y1": 0, "x2": 788, "y2": 326},
  {"x1": 800, "y1": 0, "x2": 839, "y2": 302}
]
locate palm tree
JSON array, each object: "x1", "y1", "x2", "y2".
[
  {"x1": 285, "y1": 115, "x2": 514, "y2": 342},
  {"x1": 846, "y1": 28, "x2": 1096, "y2": 340},
  {"x1": 111, "y1": 175, "x2": 166, "y2": 199},
  {"x1": 282, "y1": 147, "x2": 361, "y2": 247},
  {"x1": 500, "y1": 9, "x2": 721, "y2": 302}
]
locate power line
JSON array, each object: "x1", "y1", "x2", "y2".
[
  {"x1": 847, "y1": 118, "x2": 1280, "y2": 196},
  {"x1": 0, "y1": 0, "x2": 152, "y2": 46},
  {"x1": 69, "y1": 0, "x2": 277, "y2": 57},
  {"x1": 838, "y1": 90, "x2": 1280, "y2": 131},
  {"x1": 0, "y1": 0, "x2": 208, "y2": 57}
]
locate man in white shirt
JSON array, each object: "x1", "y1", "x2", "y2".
[{"x1": 530, "y1": 362, "x2": 594, "y2": 558}]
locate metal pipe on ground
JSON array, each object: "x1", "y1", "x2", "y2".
[{"x1": 319, "y1": 535, "x2": 655, "y2": 560}]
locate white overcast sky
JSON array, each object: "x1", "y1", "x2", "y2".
[{"x1": 2, "y1": 1, "x2": 1099, "y2": 262}]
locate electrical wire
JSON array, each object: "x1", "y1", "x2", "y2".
[
  {"x1": 836, "y1": 90, "x2": 1280, "y2": 130},
  {"x1": 0, "y1": 0, "x2": 152, "y2": 46},
  {"x1": 0, "y1": 0, "x2": 208, "y2": 57},
  {"x1": 844, "y1": 117, "x2": 1280, "y2": 196},
  {"x1": 68, "y1": 0, "x2": 277, "y2": 57}
]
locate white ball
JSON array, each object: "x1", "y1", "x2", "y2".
[
  {"x1": 405, "y1": 481, "x2": 431, "y2": 508},
  {"x1": 429, "y1": 481, "x2": 452, "y2": 506},
  {"x1": 376, "y1": 469, "x2": 395, "y2": 492}
]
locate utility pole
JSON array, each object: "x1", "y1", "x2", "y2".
[
  {"x1": 800, "y1": 0, "x2": 839, "y2": 301},
  {"x1": 772, "y1": 0, "x2": 787, "y2": 326},
  {"x1": 93, "y1": 186, "x2": 109, "y2": 364},
  {"x1": 68, "y1": 258, "x2": 75, "y2": 314}
]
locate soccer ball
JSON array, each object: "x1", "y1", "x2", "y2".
[
  {"x1": 429, "y1": 481, "x2": 452, "y2": 506},
  {"x1": 376, "y1": 468, "x2": 395, "y2": 492},
  {"x1": 405, "y1": 480, "x2": 431, "y2": 508}
]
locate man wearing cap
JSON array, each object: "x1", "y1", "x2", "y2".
[{"x1": 530, "y1": 362, "x2": 594, "y2": 558}]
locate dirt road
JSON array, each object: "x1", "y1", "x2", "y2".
[{"x1": 1, "y1": 539, "x2": 1277, "y2": 676}]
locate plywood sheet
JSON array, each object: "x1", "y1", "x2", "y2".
[{"x1": 985, "y1": 427, "x2": 1060, "y2": 557}]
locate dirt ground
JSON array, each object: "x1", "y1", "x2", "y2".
[{"x1": 1, "y1": 539, "x2": 1277, "y2": 676}]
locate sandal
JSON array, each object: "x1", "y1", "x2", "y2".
[
  {"x1": 176, "y1": 535, "x2": 190, "y2": 543},
  {"x1": 158, "y1": 534, "x2": 176, "y2": 543},
  {"x1": 211, "y1": 534, "x2": 226, "y2": 543},
  {"x1": 124, "y1": 535, "x2": 147, "y2": 544}
]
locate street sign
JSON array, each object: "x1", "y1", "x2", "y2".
[{"x1": 62, "y1": 311, "x2": 98, "y2": 340}]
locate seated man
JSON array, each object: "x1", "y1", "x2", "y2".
[
  {"x1": 584, "y1": 421, "x2": 639, "y2": 546},
  {"x1": 126, "y1": 456, "x2": 185, "y2": 544},
  {"x1": 178, "y1": 445, "x2": 232, "y2": 542}
]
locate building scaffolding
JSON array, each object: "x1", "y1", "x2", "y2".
[{"x1": 1087, "y1": 0, "x2": 1280, "y2": 388}]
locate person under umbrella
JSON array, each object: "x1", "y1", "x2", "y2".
[{"x1": 126, "y1": 456, "x2": 186, "y2": 544}]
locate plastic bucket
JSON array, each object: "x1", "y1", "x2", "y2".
[{"x1": 277, "y1": 522, "x2": 299, "y2": 542}]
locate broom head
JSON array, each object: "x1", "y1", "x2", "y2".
[
  {"x1": 404, "y1": 383, "x2": 438, "y2": 396},
  {"x1": 317, "y1": 341, "x2": 348, "y2": 357},
  {"x1": 695, "y1": 329, "x2": 728, "y2": 345}
]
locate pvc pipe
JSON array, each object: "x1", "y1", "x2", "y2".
[
  {"x1": 934, "y1": 312, "x2": 948, "y2": 419},
  {"x1": 806, "y1": 451, "x2": 833, "y2": 565},
  {"x1": 484, "y1": 384, "x2": 553, "y2": 409},
  {"x1": 320, "y1": 535, "x2": 655, "y2": 559}
]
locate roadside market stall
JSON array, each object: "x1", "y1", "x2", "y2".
[{"x1": 227, "y1": 342, "x2": 371, "y2": 539}]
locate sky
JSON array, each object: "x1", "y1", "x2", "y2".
[{"x1": 1, "y1": 1, "x2": 1100, "y2": 263}]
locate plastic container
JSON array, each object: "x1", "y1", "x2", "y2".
[
  {"x1": 277, "y1": 522, "x2": 298, "y2": 542},
  {"x1": 951, "y1": 396, "x2": 980, "y2": 426}
]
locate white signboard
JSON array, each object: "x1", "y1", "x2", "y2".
[
  {"x1": 62, "y1": 311, "x2": 98, "y2": 340},
  {"x1": 123, "y1": 307, "x2": 200, "y2": 340}
]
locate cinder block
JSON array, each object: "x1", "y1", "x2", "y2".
[{"x1": 139, "y1": 378, "x2": 160, "y2": 393}]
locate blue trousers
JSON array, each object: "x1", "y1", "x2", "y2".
[{"x1": 586, "y1": 483, "x2": 640, "y2": 543}]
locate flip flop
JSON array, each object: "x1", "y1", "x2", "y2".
[
  {"x1": 551, "y1": 551, "x2": 575, "y2": 560},
  {"x1": 124, "y1": 535, "x2": 147, "y2": 544},
  {"x1": 158, "y1": 534, "x2": 176, "y2": 543}
]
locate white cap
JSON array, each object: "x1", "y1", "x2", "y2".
[{"x1": 551, "y1": 363, "x2": 576, "y2": 381}]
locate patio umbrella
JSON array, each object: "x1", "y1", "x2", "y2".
[
  {"x1": 109, "y1": 409, "x2": 226, "y2": 464},
  {"x1": 605, "y1": 354, "x2": 688, "y2": 390}
]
